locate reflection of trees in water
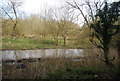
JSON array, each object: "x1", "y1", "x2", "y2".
[
  {"x1": 42, "y1": 49, "x2": 46, "y2": 57},
  {"x1": 54, "y1": 49, "x2": 58, "y2": 57},
  {"x1": 63, "y1": 49, "x2": 66, "y2": 58},
  {"x1": 3, "y1": 49, "x2": 84, "y2": 60},
  {"x1": 14, "y1": 50, "x2": 18, "y2": 64}
]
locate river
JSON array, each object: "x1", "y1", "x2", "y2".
[{"x1": 2, "y1": 49, "x2": 84, "y2": 61}]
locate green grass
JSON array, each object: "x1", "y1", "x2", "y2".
[
  {"x1": 2, "y1": 37, "x2": 90, "y2": 50},
  {"x1": 2, "y1": 37, "x2": 58, "y2": 50}
]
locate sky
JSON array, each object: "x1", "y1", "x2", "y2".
[
  {"x1": 22, "y1": 0, "x2": 120, "y2": 14},
  {"x1": 22, "y1": 0, "x2": 65, "y2": 14},
  {"x1": 20, "y1": 0, "x2": 120, "y2": 26},
  {"x1": 1, "y1": 0, "x2": 120, "y2": 15},
  {"x1": 1, "y1": 0, "x2": 120, "y2": 26}
]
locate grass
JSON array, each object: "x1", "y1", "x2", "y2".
[
  {"x1": 1, "y1": 37, "x2": 90, "y2": 50},
  {"x1": 2, "y1": 37, "x2": 59, "y2": 50}
]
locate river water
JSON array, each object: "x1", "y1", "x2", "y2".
[{"x1": 1, "y1": 49, "x2": 84, "y2": 61}]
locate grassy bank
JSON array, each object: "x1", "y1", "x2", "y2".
[
  {"x1": 2, "y1": 37, "x2": 119, "y2": 80},
  {"x1": 2, "y1": 57, "x2": 120, "y2": 80},
  {"x1": 2, "y1": 37, "x2": 56, "y2": 50},
  {"x1": 1, "y1": 37, "x2": 91, "y2": 50}
]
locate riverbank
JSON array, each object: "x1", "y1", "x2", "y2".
[
  {"x1": 1, "y1": 37, "x2": 93, "y2": 50},
  {"x1": 2, "y1": 57, "x2": 120, "y2": 80},
  {"x1": 2, "y1": 37, "x2": 119, "y2": 80}
]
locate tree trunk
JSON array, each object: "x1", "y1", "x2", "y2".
[
  {"x1": 12, "y1": 21, "x2": 17, "y2": 36},
  {"x1": 103, "y1": 40, "x2": 115, "y2": 67},
  {"x1": 63, "y1": 37, "x2": 66, "y2": 46},
  {"x1": 53, "y1": 37, "x2": 58, "y2": 46},
  {"x1": 56, "y1": 39, "x2": 58, "y2": 46},
  {"x1": 102, "y1": 26, "x2": 115, "y2": 68},
  {"x1": 104, "y1": 48, "x2": 114, "y2": 67},
  {"x1": 117, "y1": 40, "x2": 120, "y2": 80},
  {"x1": 117, "y1": 40, "x2": 120, "y2": 67}
]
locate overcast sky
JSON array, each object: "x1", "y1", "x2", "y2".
[
  {"x1": 22, "y1": 0, "x2": 119, "y2": 13},
  {"x1": 1, "y1": 0, "x2": 120, "y2": 14},
  {"x1": 1, "y1": 0, "x2": 119, "y2": 26},
  {"x1": 22, "y1": 0, "x2": 65, "y2": 14}
]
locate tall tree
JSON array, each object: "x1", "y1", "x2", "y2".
[
  {"x1": 90, "y1": 1, "x2": 120, "y2": 67},
  {"x1": 68, "y1": 1, "x2": 120, "y2": 67}
]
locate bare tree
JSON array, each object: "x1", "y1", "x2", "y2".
[
  {"x1": 57, "y1": 6, "x2": 78, "y2": 46},
  {"x1": 1, "y1": 0, "x2": 23, "y2": 36}
]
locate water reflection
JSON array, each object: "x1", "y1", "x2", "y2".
[{"x1": 2, "y1": 49, "x2": 83, "y2": 60}]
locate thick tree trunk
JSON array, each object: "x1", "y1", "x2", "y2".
[
  {"x1": 117, "y1": 41, "x2": 120, "y2": 80},
  {"x1": 103, "y1": 38, "x2": 115, "y2": 67},
  {"x1": 104, "y1": 48, "x2": 114, "y2": 67},
  {"x1": 103, "y1": 31, "x2": 115, "y2": 67},
  {"x1": 117, "y1": 40, "x2": 120, "y2": 67}
]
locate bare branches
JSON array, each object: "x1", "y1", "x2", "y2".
[
  {"x1": 1, "y1": 8, "x2": 13, "y2": 21},
  {"x1": 97, "y1": 56, "x2": 106, "y2": 62},
  {"x1": 89, "y1": 38, "x2": 104, "y2": 50},
  {"x1": 67, "y1": 1, "x2": 90, "y2": 27},
  {"x1": 10, "y1": 2, "x2": 18, "y2": 20},
  {"x1": 94, "y1": 33, "x2": 103, "y2": 45},
  {"x1": 1, "y1": 0, "x2": 23, "y2": 36},
  {"x1": 86, "y1": 1, "x2": 95, "y2": 23},
  {"x1": 97, "y1": 55, "x2": 115, "y2": 63}
]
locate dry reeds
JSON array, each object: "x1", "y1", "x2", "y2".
[{"x1": 2, "y1": 48, "x2": 119, "y2": 79}]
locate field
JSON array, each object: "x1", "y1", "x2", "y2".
[{"x1": 1, "y1": 37, "x2": 92, "y2": 50}]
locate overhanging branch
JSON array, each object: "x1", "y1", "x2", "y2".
[
  {"x1": 1, "y1": 8, "x2": 13, "y2": 21},
  {"x1": 67, "y1": 1, "x2": 90, "y2": 27}
]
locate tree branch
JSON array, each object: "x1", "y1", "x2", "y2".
[
  {"x1": 1, "y1": 8, "x2": 13, "y2": 21},
  {"x1": 109, "y1": 56, "x2": 115, "y2": 61},
  {"x1": 86, "y1": 1, "x2": 95, "y2": 23},
  {"x1": 94, "y1": 33, "x2": 103, "y2": 45},
  {"x1": 110, "y1": 26, "x2": 120, "y2": 36},
  {"x1": 97, "y1": 55, "x2": 106, "y2": 62},
  {"x1": 67, "y1": 1, "x2": 90, "y2": 27},
  {"x1": 89, "y1": 38, "x2": 104, "y2": 50}
]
